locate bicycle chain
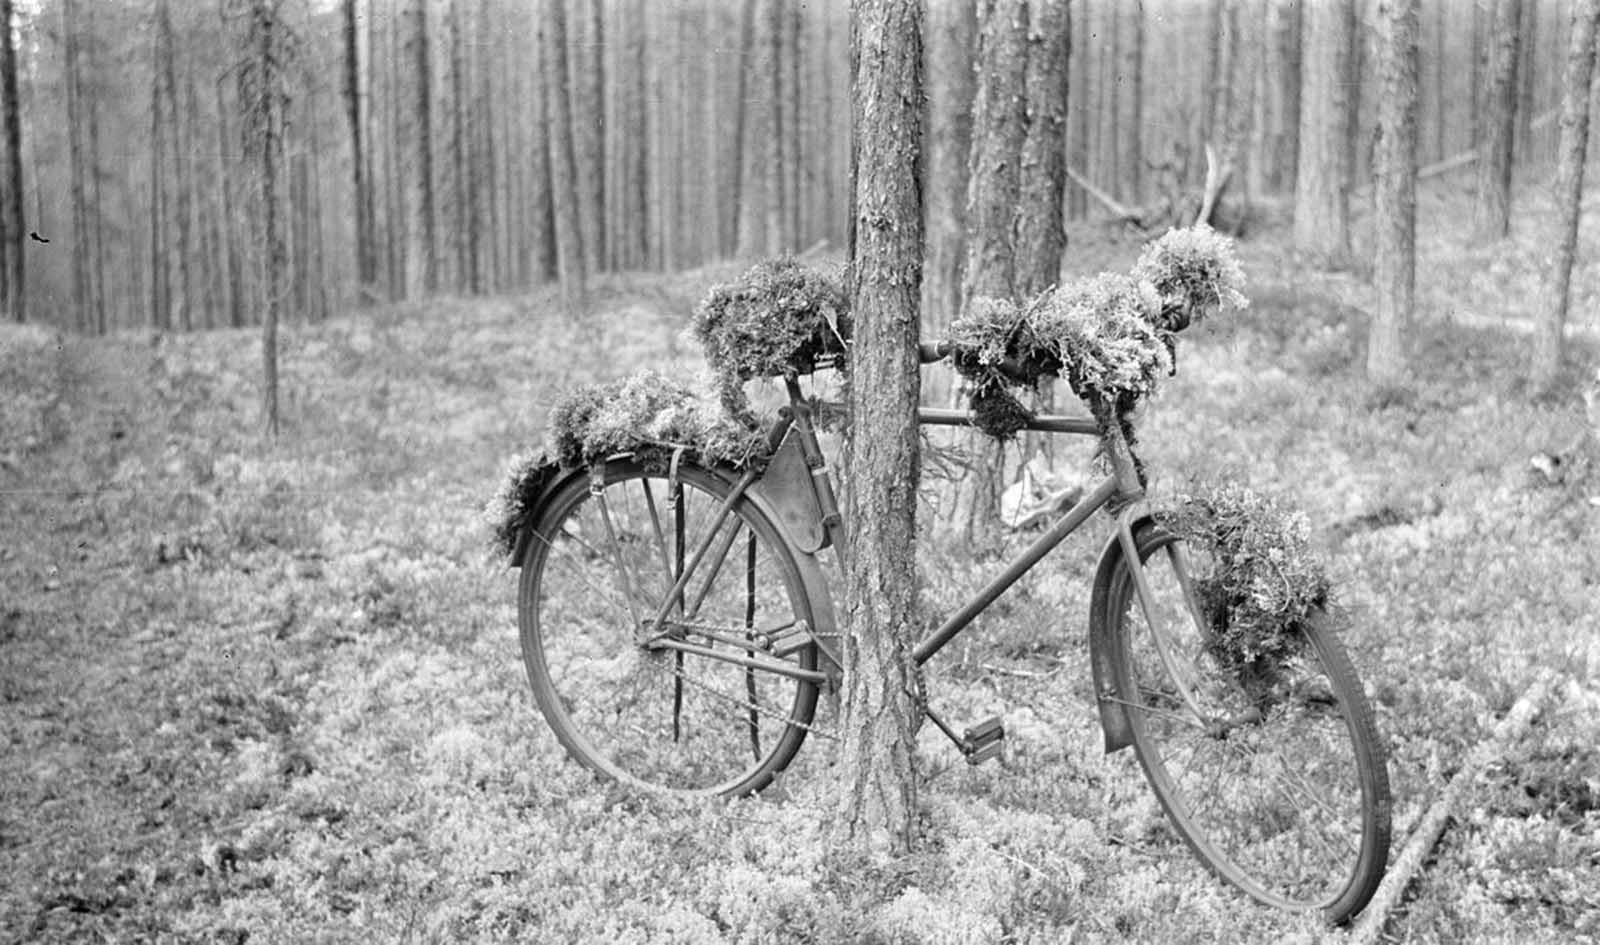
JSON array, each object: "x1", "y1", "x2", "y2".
[{"x1": 666, "y1": 659, "x2": 841, "y2": 742}]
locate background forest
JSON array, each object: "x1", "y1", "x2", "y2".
[
  {"x1": 0, "y1": 0, "x2": 1590, "y2": 337},
  {"x1": 3, "y1": 0, "x2": 1600, "y2": 943}
]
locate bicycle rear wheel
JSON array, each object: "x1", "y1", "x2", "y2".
[
  {"x1": 517, "y1": 459, "x2": 822, "y2": 797},
  {"x1": 1096, "y1": 521, "x2": 1390, "y2": 923}
]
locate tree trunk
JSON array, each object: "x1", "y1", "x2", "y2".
[
  {"x1": 405, "y1": 0, "x2": 437, "y2": 296},
  {"x1": 1369, "y1": 0, "x2": 1419, "y2": 386},
  {"x1": 1532, "y1": 0, "x2": 1600, "y2": 392},
  {"x1": 65, "y1": 0, "x2": 90, "y2": 332},
  {"x1": 1476, "y1": 0, "x2": 1523, "y2": 240},
  {"x1": 1266, "y1": 0, "x2": 1302, "y2": 194},
  {"x1": 958, "y1": 0, "x2": 1028, "y2": 544},
  {"x1": 921, "y1": 0, "x2": 976, "y2": 338},
  {"x1": 1293, "y1": 0, "x2": 1355, "y2": 259},
  {"x1": 572, "y1": 0, "x2": 604, "y2": 274},
  {"x1": 1119, "y1": 0, "x2": 1145, "y2": 203},
  {"x1": 343, "y1": 0, "x2": 377, "y2": 302},
  {"x1": 836, "y1": 0, "x2": 923, "y2": 860},
  {"x1": 217, "y1": 76, "x2": 245, "y2": 329},
  {"x1": 0, "y1": 0, "x2": 23, "y2": 323},
  {"x1": 542, "y1": 0, "x2": 586, "y2": 306},
  {"x1": 243, "y1": 0, "x2": 288, "y2": 435},
  {"x1": 963, "y1": 0, "x2": 1027, "y2": 308},
  {"x1": 150, "y1": 1, "x2": 172, "y2": 331},
  {"x1": 1017, "y1": 0, "x2": 1069, "y2": 298},
  {"x1": 1068, "y1": 0, "x2": 1091, "y2": 217},
  {"x1": 449, "y1": 0, "x2": 469, "y2": 291}
]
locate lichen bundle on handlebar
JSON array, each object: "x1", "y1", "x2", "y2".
[{"x1": 949, "y1": 225, "x2": 1249, "y2": 442}]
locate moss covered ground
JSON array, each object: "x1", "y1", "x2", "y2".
[{"x1": 2, "y1": 184, "x2": 1597, "y2": 943}]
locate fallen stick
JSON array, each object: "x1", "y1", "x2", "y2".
[
  {"x1": 1340, "y1": 671, "x2": 1558, "y2": 945},
  {"x1": 1066, "y1": 165, "x2": 1139, "y2": 221}
]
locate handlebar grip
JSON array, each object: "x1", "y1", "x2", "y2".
[{"x1": 918, "y1": 341, "x2": 952, "y2": 364}]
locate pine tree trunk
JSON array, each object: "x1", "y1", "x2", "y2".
[
  {"x1": 572, "y1": 0, "x2": 604, "y2": 274},
  {"x1": 1068, "y1": 0, "x2": 1091, "y2": 217},
  {"x1": 343, "y1": 0, "x2": 377, "y2": 303},
  {"x1": 542, "y1": 0, "x2": 587, "y2": 306},
  {"x1": 920, "y1": 0, "x2": 976, "y2": 338},
  {"x1": 1267, "y1": 0, "x2": 1302, "y2": 193},
  {"x1": 449, "y1": 0, "x2": 469, "y2": 291},
  {"x1": 1119, "y1": 0, "x2": 1144, "y2": 203},
  {"x1": 64, "y1": 0, "x2": 90, "y2": 332},
  {"x1": 216, "y1": 77, "x2": 245, "y2": 329},
  {"x1": 1293, "y1": 0, "x2": 1355, "y2": 259},
  {"x1": 963, "y1": 0, "x2": 1027, "y2": 308},
  {"x1": 0, "y1": 0, "x2": 23, "y2": 323},
  {"x1": 958, "y1": 0, "x2": 1028, "y2": 544},
  {"x1": 405, "y1": 0, "x2": 437, "y2": 295},
  {"x1": 149, "y1": 3, "x2": 171, "y2": 331},
  {"x1": 244, "y1": 0, "x2": 288, "y2": 435},
  {"x1": 1476, "y1": 0, "x2": 1522, "y2": 240},
  {"x1": 836, "y1": 0, "x2": 923, "y2": 860},
  {"x1": 1532, "y1": 0, "x2": 1600, "y2": 392},
  {"x1": 1017, "y1": 0, "x2": 1069, "y2": 299},
  {"x1": 1369, "y1": 0, "x2": 1419, "y2": 386}
]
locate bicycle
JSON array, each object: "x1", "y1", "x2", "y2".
[{"x1": 500, "y1": 258, "x2": 1392, "y2": 923}]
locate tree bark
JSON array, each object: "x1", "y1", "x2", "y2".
[
  {"x1": 837, "y1": 0, "x2": 923, "y2": 859},
  {"x1": 1266, "y1": 0, "x2": 1302, "y2": 194},
  {"x1": 542, "y1": 0, "x2": 586, "y2": 306},
  {"x1": 405, "y1": 0, "x2": 437, "y2": 295},
  {"x1": 1068, "y1": 0, "x2": 1091, "y2": 217},
  {"x1": 1369, "y1": 0, "x2": 1419, "y2": 386},
  {"x1": 921, "y1": 0, "x2": 976, "y2": 337},
  {"x1": 963, "y1": 0, "x2": 1027, "y2": 308},
  {"x1": 343, "y1": 0, "x2": 377, "y2": 302},
  {"x1": 0, "y1": 0, "x2": 23, "y2": 323},
  {"x1": 65, "y1": 0, "x2": 90, "y2": 332},
  {"x1": 1017, "y1": 0, "x2": 1069, "y2": 298},
  {"x1": 572, "y1": 0, "x2": 604, "y2": 274},
  {"x1": 1532, "y1": 0, "x2": 1600, "y2": 392},
  {"x1": 1476, "y1": 0, "x2": 1523, "y2": 240},
  {"x1": 242, "y1": 0, "x2": 288, "y2": 435},
  {"x1": 1119, "y1": 0, "x2": 1145, "y2": 203},
  {"x1": 1293, "y1": 0, "x2": 1355, "y2": 259}
]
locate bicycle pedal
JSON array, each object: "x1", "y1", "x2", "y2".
[{"x1": 961, "y1": 716, "x2": 1005, "y2": 766}]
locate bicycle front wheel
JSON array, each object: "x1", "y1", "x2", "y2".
[
  {"x1": 1096, "y1": 521, "x2": 1391, "y2": 923},
  {"x1": 517, "y1": 459, "x2": 823, "y2": 797}
]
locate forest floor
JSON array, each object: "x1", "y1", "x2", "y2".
[{"x1": 3, "y1": 181, "x2": 1599, "y2": 944}]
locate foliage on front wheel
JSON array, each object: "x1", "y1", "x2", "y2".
[{"x1": 1158, "y1": 483, "x2": 1333, "y2": 686}]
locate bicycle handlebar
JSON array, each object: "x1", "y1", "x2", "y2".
[{"x1": 918, "y1": 340, "x2": 1039, "y2": 386}]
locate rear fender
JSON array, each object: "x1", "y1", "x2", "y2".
[{"x1": 509, "y1": 456, "x2": 840, "y2": 678}]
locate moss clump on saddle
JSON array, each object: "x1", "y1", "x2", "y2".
[
  {"x1": 947, "y1": 225, "x2": 1247, "y2": 442},
  {"x1": 691, "y1": 257, "x2": 850, "y2": 425},
  {"x1": 1160, "y1": 483, "x2": 1330, "y2": 677}
]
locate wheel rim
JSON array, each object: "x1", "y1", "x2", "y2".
[
  {"x1": 520, "y1": 463, "x2": 818, "y2": 796},
  {"x1": 1111, "y1": 530, "x2": 1385, "y2": 914}
]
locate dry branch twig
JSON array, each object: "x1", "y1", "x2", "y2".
[{"x1": 1339, "y1": 671, "x2": 1558, "y2": 945}]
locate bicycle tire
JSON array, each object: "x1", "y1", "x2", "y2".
[
  {"x1": 1095, "y1": 520, "x2": 1391, "y2": 923},
  {"x1": 518, "y1": 458, "x2": 821, "y2": 797}
]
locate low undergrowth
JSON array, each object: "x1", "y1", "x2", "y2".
[{"x1": 4, "y1": 184, "x2": 1599, "y2": 943}]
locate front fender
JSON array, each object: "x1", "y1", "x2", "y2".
[{"x1": 1087, "y1": 512, "x2": 1164, "y2": 755}]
